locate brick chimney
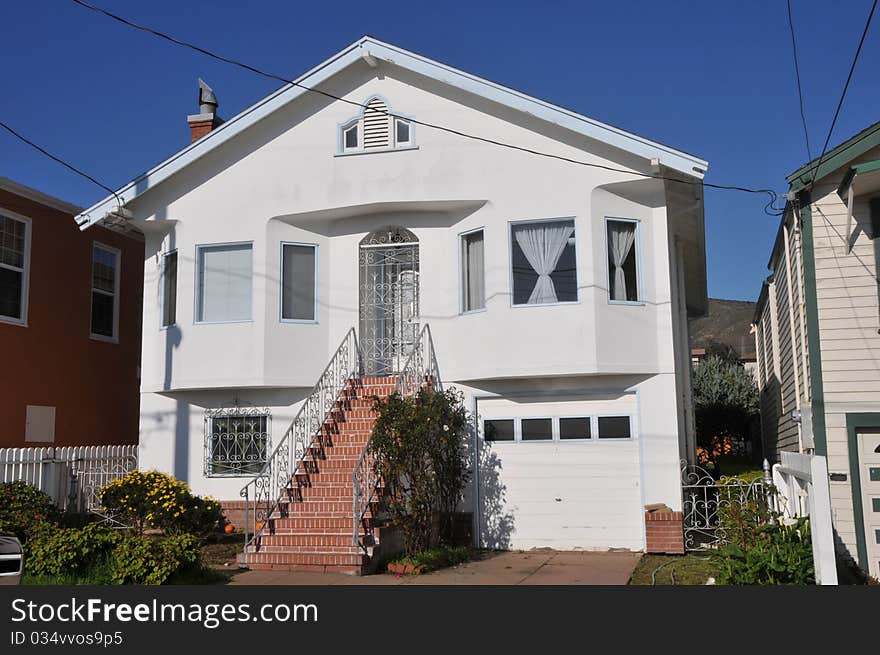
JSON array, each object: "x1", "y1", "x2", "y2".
[{"x1": 187, "y1": 78, "x2": 222, "y2": 143}]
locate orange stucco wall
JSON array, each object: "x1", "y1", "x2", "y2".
[{"x1": 0, "y1": 189, "x2": 143, "y2": 447}]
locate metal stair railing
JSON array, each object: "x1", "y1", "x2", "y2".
[
  {"x1": 351, "y1": 324, "x2": 441, "y2": 549},
  {"x1": 240, "y1": 328, "x2": 362, "y2": 557}
]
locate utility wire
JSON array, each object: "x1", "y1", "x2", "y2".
[
  {"x1": 0, "y1": 119, "x2": 122, "y2": 207},
  {"x1": 70, "y1": 0, "x2": 785, "y2": 215},
  {"x1": 786, "y1": 0, "x2": 812, "y2": 163},
  {"x1": 809, "y1": 0, "x2": 878, "y2": 187}
]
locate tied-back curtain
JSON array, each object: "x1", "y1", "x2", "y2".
[
  {"x1": 608, "y1": 221, "x2": 636, "y2": 301},
  {"x1": 514, "y1": 222, "x2": 574, "y2": 304}
]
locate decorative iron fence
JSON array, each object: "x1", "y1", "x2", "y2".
[
  {"x1": 0, "y1": 445, "x2": 137, "y2": 512},
  {"x1": 351, "y1": 323, "x2": 441, "y2": 550},
  {"x1": 239, "y1": 328, "x2": 362, "y2": 557},
  {"x1": 680, "y1": 461, "x2": 771, "y2": 551}
]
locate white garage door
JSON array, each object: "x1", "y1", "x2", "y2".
[{"x1": 476, "y1": 393, "x2": 643, "y2": 551}]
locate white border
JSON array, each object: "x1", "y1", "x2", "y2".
[
  {"x1": 0, "y1": 209, "x2": 32, "y2": 327},
  {"x1": 193, "y1": 241, "x2": 255, "y2": 325},
  {"x1": 89, "y1": 242, "x2": 121, "y2": 342},
  {"x1": 604, "y1": 216, "x2": 644, "y2": 305},
  {"x1": 508, "y1": 216, "x2": 579, "y2": 308},
  {"x1": 279, "y1": 241, "x2": 319, "y2": 324}
]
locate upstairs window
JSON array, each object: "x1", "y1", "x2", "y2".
[
  {"x1": 0, "y1": 213, "x2": 30, "y2": 324},
  {"x1": 511, "y1": 218, "x2": 577, "y2": 305},
  {"x1": 460, "y1": 229, "x2": 485, "y2": 312},
  {"x1": 196, "y1": 243, "x2": 253, "y2": 323},
  {"x1": 90, "y1": 243, "x2": 120, "y2": 340},
  {"x1": 281, "y1": 243, "x2": 317, "y2": 322},
  {"x1": 338, "y1": 96, "x2": 415, "y2": 154},
  {"x1": 161, "y1": 250, "x2": 177, "y2": 328},
  {"x1": 606, "y1": 219, "x2": 640, "y2": 302}
]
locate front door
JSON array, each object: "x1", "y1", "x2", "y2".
[
  {"x1": 857, "y1": 429, "x2": 880, "y2": 578},
  {"x1": 358, "y1": 226, "x2": 420, "y2": 376}
]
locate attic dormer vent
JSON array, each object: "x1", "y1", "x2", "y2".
[{"x1": 363, "y1": 98, "x2": 390, "y2": 149}]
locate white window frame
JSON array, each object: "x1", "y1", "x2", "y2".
[
  {"x1": 204, "y1": 408, "x2": 271, "y2": 478},
  {"x1": 0, "y1": 210, "x2": 32, "y2": 326},
  {"x1": 508, "y1": 216, "x2": 579, "y2": 308},
  {"x1": 279, "y1": 241, "x2": 319, "y2": 324},
  {"x1": 604, "y1": 216, "x2": 644, "y2": 306},
  {"x1": 194, "y1": 241, "x2": 254, "y2": 325},
  {"x1": 482, "y1": 414, "x2": 635, "y2": 443},
  {"x1": 160, "y1": 248, "x2": 178, "y2": 329},
  {"x1": 90, "y1": 242, "x2": 121, "y2": 342},
  {"x1": 336, "y1": 96, "x2": 418, "y2": 156},
  {"x1": 458, "y1": 226, "x2": 486, "y2": 315}
]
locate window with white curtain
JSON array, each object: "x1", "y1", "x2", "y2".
[
  {"x1": 0, "y1": 213, "x2": 30, "y2": 324},
  {"x1": 510, "y1": 218, "x2": 577, "y2": 305},
  {"x1": 281, "y1": 243, "x2": 317, "y2": 322},
  {"x1": 606, "y1": 219, "x2": 639, "y2": 302},
  {"x1": 196, "y1": 243, "x2": 252, "y2": 323},
  {"x1": 460, "y1": 229, "x2": 485, "y2": 312}
]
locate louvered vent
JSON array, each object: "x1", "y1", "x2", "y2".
[{"x1": 363, "y1": 98, "x2": 390, "y2": 149}]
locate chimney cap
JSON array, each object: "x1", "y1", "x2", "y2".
[{"x1": 198, "y1": 78, "x2": 218, "y2": 114}]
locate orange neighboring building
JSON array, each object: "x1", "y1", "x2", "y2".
[{"x1": 0, "y1": 177, "x2": 143, "y2": 448}]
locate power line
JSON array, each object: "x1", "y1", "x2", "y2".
[
  {"x1": 70, "y1": 0, "x2": 785, "y2": 215},
  {"x1": 809, "y1": 0, "x2": 878, "y2": 187},
  {"x1": 0, "y1": 119, "x2": 122, "y2": 207},
  {"x1": 786, "y1": 0, "x2": 812, "y2": 162}
]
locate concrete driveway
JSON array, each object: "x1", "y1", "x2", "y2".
[{"x1": 229, "y1": 550, "x2": 640, "y2": 585}]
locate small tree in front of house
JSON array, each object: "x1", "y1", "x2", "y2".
[
  {"x1": 370, "y1": 387, "x2": 471, "y2": 555},
  {"x1": 693, "y1": 354, "x2": 759, "y2": 473}
]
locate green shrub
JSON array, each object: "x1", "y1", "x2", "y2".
[
  {"x1": 370, "y1": 388, "x2": 471, "y2": 555},
  {"x1": 110, "y1": 534, "x2": 202, "y2": 585},
  {"x1": 712, "y1": 518, "x2": 815, "y2": 585},
  {"x1": 0, "y1": 481, "x2": 59, "y2": 542},
  {"x1": 25, "y1": 524, "x2": 120, "y2": 578},
  {"x1": 99, "y1": 470, "x2": 223, "y2": 536}
]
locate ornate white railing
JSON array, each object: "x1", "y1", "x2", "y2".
[
  {"x1": 240, "y1": 328, "x2": 362, "y2": 555},
  {"x1": 351, "y1": 324, "x2": 441, "y2": 549}
]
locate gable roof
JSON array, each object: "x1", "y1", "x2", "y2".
[
  {"x1": 76, "y1": 36, "x2": 709, "y2": 229},
  {"x1": 787, "y1": 119, "x2": 880, "y2": 192}
]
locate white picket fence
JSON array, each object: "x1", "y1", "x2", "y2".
[
  {"x1": 772, "y1": 451, "x2": 838, "y2": 585},
  {"x1": 0, "y1": 445, "x2": 137, "y2": 513}
]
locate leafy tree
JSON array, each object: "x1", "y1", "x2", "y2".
[{"x1": 693, "y1": 354, "x2": 759, "y2": 471}]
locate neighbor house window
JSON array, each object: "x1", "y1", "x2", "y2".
[
  {"x1": 196, "y1": 243, "x2": 252, "y2": 323},
  {"x1": 90, "y1": 243, "x2": 120, "y2": 339},
  {"x1": 281, "y1": 243, "x2": 317, "y2": 322},
  {"x1": 205, "y1": 409, "x2": 270, "y2": 476},
  {"x1": 597, "y1": 416, "x2": 631, "y2": 439},
  {"x1": 161, "y1": 250, "x2": 177, "y2": 327},
  {"x1": 511, "y1": 218, "x2": 577, "y2": 305},
  {"x1": 0, "y1": 213, "x2": 30, "y2": 324},
  {"x1": 484, "y1": 419, "x2": 515, "y2": 442},
  {"x1": 460, "y1": 229, "x2": 485, "y2": 312},
  {"x1": 606, "y1": 219, "x2": 639, "y2": 302}
]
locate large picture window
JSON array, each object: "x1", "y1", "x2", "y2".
[
  {"x1": 196, "y1": 243, "x2": 252, "y2": 323},
  {"x1": 90, "y1": 243, "x2": 120, "y2": 339},
  {"x1": 511, "y1": 218, "x2": 577, "y2": 305},
  {"x1": 606, "y1": 219, "x2": 639, "y2": 302},
  {"x1": 205, "y1": 409, "x2": 270, "y2": 476},
  {"x1": 0, "y1": 213, "x2": 29, "y2": 324},
  {"x1": 460, "y1": 229, "x2": 485, "y2": 312},
  {"x1": 281, "y1": 243, "x2": 317, "y2": 322}
]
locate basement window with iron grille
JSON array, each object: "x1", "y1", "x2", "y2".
[{"x1": 204, "y1": 409, "x2": 270, "y2": 476}]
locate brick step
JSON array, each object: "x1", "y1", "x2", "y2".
[
  {"x1": 239, "y1": 551, "x2": 366, "y2": 567},
  {"x1": 306, "y1": 444, "x2": 373, "y2": 457},
  {"x1": 293, "y1": 472, "x2": 359, "y2": 485},
  {"x1": 258, "y1": 532, "x2": 365, "y2": 548},
  {"x1": 240, "y1": 560, "x2": 363, "y2": 574},
  {"x1": 273, "y1": 499, "x2": 361, "y2": 513},
  {"x1": 268, "y1": 515, "x2": 377, "y2": 530},
  {"x1": 250, "y1": 543, "x2": 362, "y2": 554},
  {"x1": 297, "y1": 459, "x2": 371, "y2": 472}
]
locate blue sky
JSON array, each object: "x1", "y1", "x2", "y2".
[{"x1": 1, "y1": 0, "x2": 878, "y2": 301}]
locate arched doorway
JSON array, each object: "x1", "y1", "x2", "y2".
[{"x1": 358, "y1": 226, "x2": 420, "y2": 375}]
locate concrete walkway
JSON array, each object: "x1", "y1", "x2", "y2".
[{"x1": 229, "y1": 551, "x2": 640, "y2": 585}]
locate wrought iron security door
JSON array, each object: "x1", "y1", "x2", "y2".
[{"x1": 359, "y1": 227, "x2": 420, "y2": 376}]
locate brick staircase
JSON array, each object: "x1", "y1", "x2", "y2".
[{"x1": 238, "y1": 376, "x2": 395, "y2": 574}]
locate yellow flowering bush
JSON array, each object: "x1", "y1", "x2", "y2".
[{"x1": 99, "y1": 470, "x2": 223, "y2": 537}]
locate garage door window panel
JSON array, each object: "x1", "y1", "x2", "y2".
[
  {"x1": 598, "y1": 416, "x2": 632, "y2": 439},
  {"x1": 484, "y1": 419, "x2": 515, "y2": 442},
  {"x1": 521, "y1": 418, "x2": 552, "y2": 441}
]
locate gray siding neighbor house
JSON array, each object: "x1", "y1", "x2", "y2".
[{"x1": 753, "y1": 120, "x2": 880, "y2": 578}]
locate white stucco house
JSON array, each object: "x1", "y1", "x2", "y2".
[{"x1": 76, "y1": 37, "x2": 708, "y2": 569}]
